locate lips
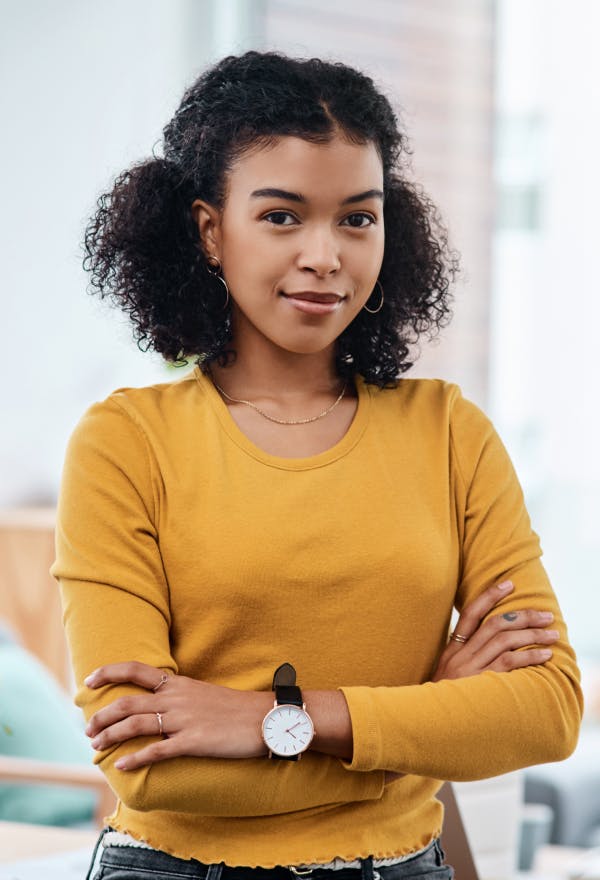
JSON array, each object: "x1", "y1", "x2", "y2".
[
  {"x1": 279, "y1": 290, "x2": 344, "y2": 316},
  {"x1": 281, "y1": 291, "x2": 343, "y2": 303}
]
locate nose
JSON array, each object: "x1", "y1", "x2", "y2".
[{"x1": 296, "y1": 226, "x2": 341, "y2": 276}]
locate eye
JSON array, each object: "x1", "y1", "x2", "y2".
[
  {"x1": 342, "y1": 212, "x2": 376, "y2": 229},
  {"x1": 263, "y1": 211, "x2": 298, "y2": 226}
]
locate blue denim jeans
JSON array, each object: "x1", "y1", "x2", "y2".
[{"x1": 87, "y1": 830, "x2": 454, "y2": 880}]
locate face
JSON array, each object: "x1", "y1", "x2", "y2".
[{"x1": 193, "y1": 133, "x2": 385, "y2": 359}]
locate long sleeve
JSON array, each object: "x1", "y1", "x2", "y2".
[
  {"x1": 52, "y1": 397, "x2": 384, "y2": 817},
  {"x1": 338, "y1": 390, "x2": 583, "y2": 780}
]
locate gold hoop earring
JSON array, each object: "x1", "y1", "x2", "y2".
[
  {"x1": 206, "y1": 256, "x2": 230, "y2": 310},
  {"x1": 363, "y1": 280, "x2": 384, "y2": 315}
]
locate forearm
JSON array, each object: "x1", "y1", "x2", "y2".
[
  {"x1": 305, "y1": 690, "x2": 403, "y2": 784},
  {"x1": 337, "y1": 659, "x2": 581, "y2": 779},
  {"x1": 84, "y1": 676, "x2": 386, "y2": 817},
  {"x1": 302, "y1": 582, "x2": 579, "y2": 780},
  {"x1": 305, "y1": 689, "x2": 353, "y2": 760},
  {"x1": 80, "y1": 670, "x2": 385, "y2": 817},
  {"x1": 97, "y1": 746, "x2": 384, "y2": 817}
]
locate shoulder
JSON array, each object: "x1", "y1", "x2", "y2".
[
  {"x1": 376, "y1": 379, "x2": 511, "y2": 489},
  {"x1": 105, "y1": 368, "x2": 198, "y2": 423},
  {"x1": 364, "y1": 375, "x2": 487, "y2": 429},
  {"x1": 64, "y1": 369, "x2": 200, "y2": 480},
  {"x1": 363, "y1": 376, "x2": 499, "y2": 471},
  {"x1": 72, "y1": 369, "x2": 198, "y2": 440}
]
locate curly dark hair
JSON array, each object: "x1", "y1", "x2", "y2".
[{"x1": 83, "y1": 51, "x2": 458, "y2": 386}]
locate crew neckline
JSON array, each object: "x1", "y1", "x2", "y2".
[{"x1": 193, "y1": 366, "x2": 371, "y2": 471}]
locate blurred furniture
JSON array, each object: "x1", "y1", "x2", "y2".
[
  {"x1": 0, "y1": 507, "x2": 70, "y2": 689},
  {"x1": 0, "y1": 507, "x2": 116, "y2": 831},
  {"x1": 524, "y1": 726, "x2": 600, "y2": 846},
  {"x1": 454, "y1": 771, "x2": 523, "y2": 879},
  {"x1": 519, "y1": 803, "x2": 555, "y2": 871},
  {"x1": 527, "y1": 844, "x2": 600, "y2": 880},
  {"x1": 439, "y1": 782, "x2": 479, "y2": 880},
  {"x1": 0, "y1": 756, "x2": 114, "y2": 829}
]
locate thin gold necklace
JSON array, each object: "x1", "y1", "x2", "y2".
[{"x1": 211, "y1": 379, "x2": 347, "y2": 426}]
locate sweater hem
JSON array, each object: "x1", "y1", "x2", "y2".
[{"x1": 105, "y1": 813, "x2": 442, "y2": 868}]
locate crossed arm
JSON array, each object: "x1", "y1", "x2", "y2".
[{"x1": 84, "y1": 578, "x2": 560, "y2": 774}]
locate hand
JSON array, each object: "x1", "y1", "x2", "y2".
[
  {"x1": 84, "y1": 662, "x2": 273, "y2": 770},
  {"x1": 431, "y1": 580, "x2": 559, "y2": 683}
]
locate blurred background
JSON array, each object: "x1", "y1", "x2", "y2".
[{"x1": 1, "y1": 0, "x2": 599, "y2": 874}]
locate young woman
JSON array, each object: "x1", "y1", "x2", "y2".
[{"x1": 52, "y1": 52, "x2": 582, "y2": 880}]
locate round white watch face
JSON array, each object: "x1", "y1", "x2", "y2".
[{"x1": 262, "y1": 703, "x2": 315, "y2": 757}]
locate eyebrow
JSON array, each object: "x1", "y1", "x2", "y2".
[{"x1": 249, "y1": 187, "x2": 384, "y2": 205}]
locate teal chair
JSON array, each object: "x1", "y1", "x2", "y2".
[{"x1": 0, "y1": 622, "x2": 113, "y2": 827}]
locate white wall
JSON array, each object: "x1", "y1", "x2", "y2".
[
  {"x1": 1, "y1": 0, "x2": 219, "y2": 506},
  {"x1": 490, "y1": 0, "x2": 600, "y2": 658}
]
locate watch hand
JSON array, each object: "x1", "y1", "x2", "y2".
[{"x1": 285, "y1": 728, "x2": 298, "y2": 739}]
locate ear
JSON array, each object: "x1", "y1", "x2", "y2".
[{"x1": 191, "y1": 199, "x2": 222, "y2": 261}]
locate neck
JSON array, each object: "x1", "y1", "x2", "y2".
[{"x1": 208, "y1": 337, "x2": 342, "y2": 399}]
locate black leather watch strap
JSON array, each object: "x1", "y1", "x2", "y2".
[
  {"x1": 272, "y1": 662, "x2": 296, "y2": 689},
  {"x1": 270, "y1": 663, "x2": 301, "y2": 761},
  {"x1": 274, "y1": 683, "x2": 303, "y2": 707}
]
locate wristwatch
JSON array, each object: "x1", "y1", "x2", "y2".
[{"x1": 262, "y1": 663, "x2": 315, "y2": 761}]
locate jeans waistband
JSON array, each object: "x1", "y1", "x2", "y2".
[{"x1": 89, "y1": 828, "x2": 444, "y2": 880}]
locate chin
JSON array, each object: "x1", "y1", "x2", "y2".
[{"x1": 274, "y1": 337, "x2": 338, "y2": 356}]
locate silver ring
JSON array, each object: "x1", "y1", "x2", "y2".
[
  {"x1": 156, "y1": 712, "x2": 164, "y2": 737},
  {"x1": 153, "y1": 673, "x2": 169, "y2": 692},
  {"x1": 449, "y1": 631, "x2": 468, "y2": 644}
]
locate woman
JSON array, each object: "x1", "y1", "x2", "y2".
[{"x1": 52, "y1": 52, "x2": 582, "y2": 880}]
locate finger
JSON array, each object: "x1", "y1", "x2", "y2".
[
  {"x1": 448, "y1": 580, "x2": 514, "y2": 651},
  {"x1": 486, "y1": 647, "x2": 554, "y2": 674},
  {"x1": 462, "y1": 627, "x2": 559, "y2": 671},
  {"x1": 465, "y1": 610, "x2": 556, "y2": 656},
  {"x1": 90, "y1": 713, "x2": 168, "y2": 751},
  {"x1": 86, "y1": 694, "x2": 163, "y2": 737},
  {"x1": 114, "y1": 738, "x2": 181, "y2": 770},
  {"x1": 84, "y1": 662, "x2": 169, "y2": 691}
]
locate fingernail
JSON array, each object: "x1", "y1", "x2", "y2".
[
  {"x1": 91, "y1": 738, "x2": 101, "y2": 749},
  {"x1": 498, "y1": 580, "x2": 513, "y2": 592},
  {"x1": 540, "y1": 649, "x2": 553, "y2": 660},
  {"x1": 539, "y1": 612, "x2": 554, "y2": 622},
  {"x1": 84, "y1": 672, "x2": 97, "y2": 686},
  {"x1": 547, "y1": 630, "x2": 559, "y2": 638},
  {"x1": 114, "y1": 759, "x2": 128, "y2": 770}
]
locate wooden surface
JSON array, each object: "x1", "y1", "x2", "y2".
[
  {"x1": 0, "y1": 820, "x2": 98, "y2": 862},
  {"x1": 0, "y1": 507, "x2": 70, "y2": 689},
  {"x1": 0, "y1": 755, "x2": 103, "y2": 788}
]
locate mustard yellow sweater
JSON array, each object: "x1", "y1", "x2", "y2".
[{"x1": 52, "y1": 369, "x2": 582, "y2": 868}]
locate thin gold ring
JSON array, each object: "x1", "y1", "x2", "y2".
[
  {"x1": 449, "y1": 631, "x2": 469, "y2": 644},
  {"x1": 153, "y1": 673, "x2": 169, "y2": 692},
  {"x1": 156, "y1": 712, "x2": 164, "y2": 737}
]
